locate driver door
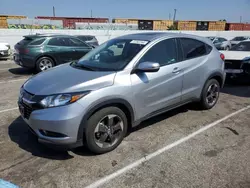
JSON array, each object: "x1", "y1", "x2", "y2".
[{"x1": 130, "y1": 38, "x2": 183, "y2": 119}]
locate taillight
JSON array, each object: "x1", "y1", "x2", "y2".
[
  {"x1": 24, "y1": 49, "x2": 29, "y2": 54},
  {"x1": 220, "y1": 53, "x2": 225, "y2": 61},
  {"x1": 19, "y1": 48, "x2": 29, "y2": 54}
]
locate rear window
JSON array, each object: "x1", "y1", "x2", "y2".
[
  {"x1": 29, "y1": 38, "x2": 46, "y2": 46},
  {"x1": 180, "y1": 38, "x2": 210, "y2": 60},
  {"x1": 18, "y1": 38, "x2": 33, "y2": 45}
]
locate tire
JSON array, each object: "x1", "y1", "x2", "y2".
[
  {"x1": 85, "y1": 107, "x2": 128, "y2": 154},
  {"x1": 36, "y1": 57, "x2": 55, "y2": 72},
  {"x1": 199, "y1": 79, "x2": 220, "y2": 110}
]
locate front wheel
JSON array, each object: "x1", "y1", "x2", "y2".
[
  {"x1": 85, "y1": 107, "x2": 128, "y2": 154},
  {"x1": 36, "y1": 57, "x2": 54, "y2": 72},
  {"x1": 199, "y1": 79, "x2": 220, "y2": 110}
]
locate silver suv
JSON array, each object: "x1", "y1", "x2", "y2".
[{"x1": 18, "y1": 32, "x2": 226, "y2": 154}]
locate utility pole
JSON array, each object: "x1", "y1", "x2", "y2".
[
  {"x1": 53, "y1": 6, "x2": 55, "y2": 17},
  {"x1": 169, "y1": 13, "x2": 171, "y2": 20},
  {"x1": 240, "y1": 16, "x2": 242, "y2": 23},
  {"x1": 91, "y1": 10, "x2": 93, "y2": 18},
  {"x1": 173, "y1": 9, "x2": 177, "y2": 22}
]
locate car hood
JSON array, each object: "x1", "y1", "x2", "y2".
[
  {"x1": 219, "y1": 50, "x2": 250, "y2": 60},
  {"x1": 24, "y1": 63, "x2": 116, "y2": 95}
]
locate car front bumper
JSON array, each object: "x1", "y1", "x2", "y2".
[{"x1": 19, "y1": 101, "x2": 86, "y2": 149}]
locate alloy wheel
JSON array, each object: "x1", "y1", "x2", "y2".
[
  {"x1": 206, "y1": 83, "x2": 219, "y2": 106},
  {"x1": 39, "y1": 59, "x2": 53, "y2": 71},
  {"x1": 94, "y1": 114, "x2": 124, "y2": 148}
]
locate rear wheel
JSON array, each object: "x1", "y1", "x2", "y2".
[
  {"x1": 36, "y1": 57, "x2": 54, "y2": 72},
  {"x1": 199, "y1": 79, "x2": 220, "y2": 110},
  {"x1": 85, "y1": 107, "x2": 128, "y2": 154}
]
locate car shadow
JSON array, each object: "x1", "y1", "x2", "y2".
[
  {"x1": 8, "y1": 67, "x2": 34, "y2": 75},
  {"x1": 221, "y1": 84, "x2": 250, "y2": 98},
  {"x1": 129, "y1": 105, "x2": 189, "y2": 134},
  {"x1": 8, "y1": 116, "x2": 76, "y2": 160}
]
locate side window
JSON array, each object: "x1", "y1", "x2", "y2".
[
  {"x1": 48, "y1": 38, "x2": 65, "y2": 46},
  {"x1": 220, "y1": 38, "x2": 227, "y2": 42},
  {"x1": 180, "y1": 38, "x2": 207, "y2": 60},
  {"x1": 139, "y1": 39, "x2": 177, "y2": 66},
  {"x1": 68, "y1": 38, "x2": 89, "y2": 47},
  {"x1": 29, "y1": 38, "x2": 46, "y2": 46}
]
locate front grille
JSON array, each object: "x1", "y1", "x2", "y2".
[
  {"x1": 225, "y1": 60, "x2": 243, "y2": 69},
  {"x1": 20, "y1": 101, "x2": 33, "y2": 119}
]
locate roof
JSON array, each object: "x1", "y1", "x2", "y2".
[
  {"x1": 116, "y1": 32, "x2": 211, "y2": 43},
  {"x1": 23, "y1": 33, "x2": 71, "y2": 38}
]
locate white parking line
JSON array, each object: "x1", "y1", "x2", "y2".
[
  {"x1": 85, "y1": 105, "x2": 250, "y2": 188},
  {"x1": 0, "y1": 78, "x2": 27, "y2": 84},
  {"x1": 0, "y1": 107, "x2": 18, "y2": 113}
]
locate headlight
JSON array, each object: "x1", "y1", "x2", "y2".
[{"x1": 40, "y1": 92, "x2": 89, "y2": 108}]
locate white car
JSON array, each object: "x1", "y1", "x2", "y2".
[
  {"x1": 0, "y1": 42, "x2": 11, "y2": 59},
  {"x1": 207, "y1": 37, "x2": 231, "y2": 50},
  {"x1": 230, "y1": 36, "x2": 250, "y2": 47},
  {"x1": 220, "y1": 41, "x2": 250, "y2": 83}
]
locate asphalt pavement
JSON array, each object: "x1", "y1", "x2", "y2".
[{"x1": 0, "y1": 60, "x2": 249, "y2": 188}]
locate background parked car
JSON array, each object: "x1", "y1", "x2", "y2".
[
  {"x1": 207, "y1": 37, "x2": 231, "y2": 50},
  {"x1": 75, "y1": 35, "x2": 99, "y2": 48},
  {"x1": 14, "y1": 34, "x2": 93, "y2": 72},
  {"x1": 0, "y1": 42, "x2": 11, "y2": 59},
  {"x1": 220, "y1": 40, "x2": 250, "y2": 83},
  {"x1": 230, "y1": 36, "x2": 250, "y2": 47}
]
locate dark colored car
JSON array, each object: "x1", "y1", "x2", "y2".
[
  {"x1": 75, "y1": 35, "x2": 99, "y2": 48},
  {"x1": 14, "y1": 34, "x2": 93, "y2": 72}
]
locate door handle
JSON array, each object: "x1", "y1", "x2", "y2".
[
  {"x1": 72, "y1": 49, "x2": 77, "y2": 52},
  {"x1": 172, "y1": 67, "x2": 181, "y2": 74}
]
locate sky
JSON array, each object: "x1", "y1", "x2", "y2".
[{"x1": 1, "y1": 0, "x2": 250, "y2": 23}]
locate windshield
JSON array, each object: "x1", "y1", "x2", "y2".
[
  {"x1": 73, "y1": 39, "x2": 148, "y2": 71},
  {"x1": 207, "y1": 37, "x2": 215, "y2": 41},
  {"x1": 230, "y1": 42, "x2": 250, "y2": 51}
]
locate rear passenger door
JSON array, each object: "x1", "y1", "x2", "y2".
[
  {"x1": 178, "y1": 38, "x2": 212, "y2": 101},
  {"x1": 46, "y1": 37, "x2": 72, "y2": 64}
]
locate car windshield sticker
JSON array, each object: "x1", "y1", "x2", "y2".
[{"x1": 130, "y1": 40, "x2": 148, "y2": 45}]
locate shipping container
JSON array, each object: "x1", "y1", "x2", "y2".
[
  {"x1": 196, "y1": 21, "x2": 209, "y2": 31},
  {"x1": 0, "y1": 15, "x2": 26, "y2": 19},
  {"x1": 225, "y1": 23, "x2": 244, "y2": 31},
  {"x1": 36, "y1": 16, "x2": 109, "y2": 29},
  {"x1": 177, "y1": 21, "x2": 197, "y2": 30},
  {"x1": 138, "y1": 20, "x2": 153, "y2": 30},
  {"x1": 208, "y1": 21, "x2": 226, "y2": 31},
  {"x1": 112, "y1": 18, "x2": 138, "y2": 25},
  {"x1": 243, "y1": 23, "x2": 250, "y2": 31},
  {"x1": 153, "y1": 20, "x2": 173, "y2": 30}
]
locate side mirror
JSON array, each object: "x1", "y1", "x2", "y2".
[
  {"x1": 117, "y1": 44, "x2": 124, "y2": 48},
  {"x1": 134, "y1": 62, "x2": 160, "y2": 73}
]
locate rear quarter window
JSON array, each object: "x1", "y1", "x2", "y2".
[
  {"x1": 29, "y1": 38, "x2": 46, "y2": 46},
  {"x1": 180, "y1": 38, "x2": 211, "y2": 60}
]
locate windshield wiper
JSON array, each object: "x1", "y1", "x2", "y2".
[{"x1": 71, "y1": 62, "x2": 96, "y2": 71}]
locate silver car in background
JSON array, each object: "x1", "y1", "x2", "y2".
[
  {"x1": 207, "y1": 37, "x2": 231, "y2": 50},
  {"x1": 18, "y1": 32, "x2": 225, "y2": 154}
]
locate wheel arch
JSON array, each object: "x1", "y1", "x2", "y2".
[
  {"x1": 77, "y1": 98, "x2": 135, "y2": 142},
  {"x1": 207, "y1": 72, "x2": 224, "y2": 88},
  {"x1": 35, "y1": 54, "x2": 57, "y2": 65}
]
